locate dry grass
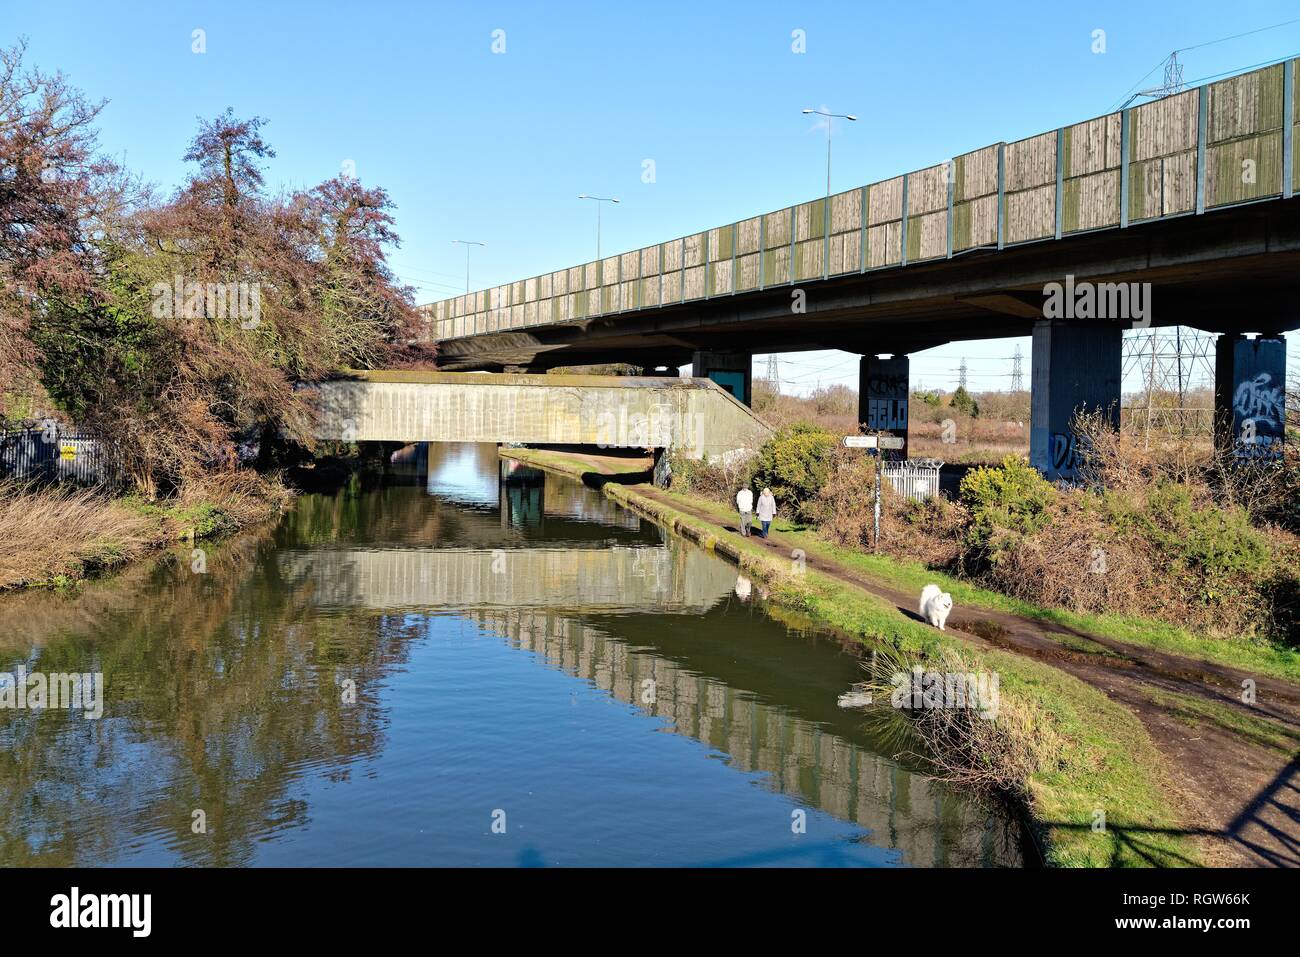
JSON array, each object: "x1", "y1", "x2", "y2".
[
  {"x1": 0, "y1": 481, "x2": 163, "y2": 588},
  {"x1": 173, "y1": 469, "x2": 293, "y2": 536},
  {"x1": 854, "y1": 645, "x2": 1058, "y2": 795},
  {"x1": 0, "y1": 471, "x2": 291, "y2": 590}
]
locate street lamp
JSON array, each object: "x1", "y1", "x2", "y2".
[
  {"x1": 802, "y1": 108, "x2": 857, "y2": 202},
  {"x1": 450, "y1": 239, "x2": 486, "y2": 295},
  {"x1": 578, "y1": 194, "x2": 619, "y2": 261}
]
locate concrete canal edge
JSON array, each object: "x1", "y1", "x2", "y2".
[{"x1": 498, "y1": 446, "x2": 1202, "y2": 869}]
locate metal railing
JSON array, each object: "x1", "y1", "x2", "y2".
[
  {"x1": 882, "y1": 459, "x2": 943, "y2": 501},
  {"x1": 0, "y1": 427, "x2": 121, "y2": 487}
]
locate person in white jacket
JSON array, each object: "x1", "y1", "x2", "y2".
[
  {"x1": 756, "y1": 488, "x2": 776, "y2": 538},
  {"x1": 735, "y1": 486, "x2": 754, "y2": 537}
]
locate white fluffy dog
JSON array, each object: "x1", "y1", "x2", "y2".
[{"x1": 919, "y1": 584, "x2": 953, "y2": 630}]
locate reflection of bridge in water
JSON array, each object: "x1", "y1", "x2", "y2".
[
  {"x1": 498, "y1": 458, "x2": 644, "y2": 533},
  {"x1": 278, "y1": 539, "x2": 737, "y2": 615},
  {"x1": 462, "y1": 606, "x2": 1022, "y2": 867}
]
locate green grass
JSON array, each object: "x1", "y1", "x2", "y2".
[
  {"x1": 601, "y1": 481, "x2": 1198, "y2": 867},
  {"x1": 121, "y1": 495, "x2": 236, "y2": 540},
  {"x1": 661, "y1": 490, "x2": 1300, "y2": 683}
]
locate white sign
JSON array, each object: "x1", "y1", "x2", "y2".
[{"x1": 843, "y1": 435, "x2": 905, "y2": 450}]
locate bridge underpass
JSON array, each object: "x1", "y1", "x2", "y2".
[{"x1": 418, "y1": 59, "x2": 1300, "y2": 478}]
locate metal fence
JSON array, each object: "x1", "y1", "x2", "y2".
[
  {"x1": 882, "y1": 459, "x2": 943, "y2": 501},
  {"x1": 0, "y1": 428, "x2": 120, "y2": 487}
]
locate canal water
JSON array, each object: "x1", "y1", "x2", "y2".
[{"x1": 0, "y1": 443, "x2": 1023, "y2": 867}]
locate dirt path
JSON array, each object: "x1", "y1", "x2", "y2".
[{"x1": 629, "y1": 484, "x2": 1300, "y2": 868}]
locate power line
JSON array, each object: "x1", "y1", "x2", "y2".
[
  {"x1": 1179, "y1": 16, "x2": 1300, "y2": 54},
  {"x1": 1121, "y1": 326, "x2": 1216, "y2": 442},
  {"x1": 1111, "y1": 17, "x2": 1300, "y2": 110}
]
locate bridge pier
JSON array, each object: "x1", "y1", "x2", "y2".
[
  {"x1": 1214, "y1": 333, "x2": 1288, "y2": 463},
  {"x1": 858, "y1": 355, "x2": 910, "y2": 459},
  {"x1": 1029, "y1": 320, "x2": 1122, "y2": 481},
  {"x1": 691, "y1": 351, "x2": 751, "y2": 405}
]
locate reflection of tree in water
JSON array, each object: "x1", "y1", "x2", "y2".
[{"x1": 0, "y1": 528, "x2": 410, "y2": 866}]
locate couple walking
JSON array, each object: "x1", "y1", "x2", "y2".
[{"x1": 735, "y1": 486, "x2": 776, "y2": 538}]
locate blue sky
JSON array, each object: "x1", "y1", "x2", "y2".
[{"x1": 7, "y1": 0, "x2": 1299, "y2": 393}]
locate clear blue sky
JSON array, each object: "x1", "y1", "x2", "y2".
[{"x1": 7, "y1": 0, "x2": 1299, "y2": 393}]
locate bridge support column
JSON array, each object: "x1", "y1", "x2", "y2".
[
  {"x1": 1029, "y1": 320, "x2": 1122, "y2": 481},
  {"x1": 691, "y1": 351, "x2": 751, "y2": 405},
  {"x1": 1214, "y1": 333, "x2": 1287, "y2": 463},
  {"x1": 858, "y1": 355, "x2": 909, "y2": 460}
]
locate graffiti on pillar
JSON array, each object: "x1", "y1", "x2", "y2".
[
  {"x1": 864, "y1": 360, "x2": 909, "y2": 460},
  {"x1": 1049, "y1": 432, "x2": 1085, "y2": 475},
  {"x1": 867, "y1": 398, "x2": 908, "y2": 431},
  {"x1": 1232, "y1": 371, "x2": 1285, "y2": 462}
]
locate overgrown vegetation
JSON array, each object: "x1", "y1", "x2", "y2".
[
  {"x1": 825, "y1": 423, "x2": 1300, "y2": 644},
  {"x1": 674, "y1": 405, "x2": 1300, "y2": 646},
  {"x1": 591, "y1": 476, "x2": 1195, "y2": 867},
  {"x1": 1, "y1": 41, "x2": 428, "y2": 493},
  {"x1": 750, "y1": 423, "x2": 838, "y2": 524},
  {"x1": 0, "y1": 41, "x2": 426, "y2": 582}
]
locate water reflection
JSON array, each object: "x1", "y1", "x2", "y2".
[{"x1": 0, "y1": 443, "x2": 1023, "y2": 867}]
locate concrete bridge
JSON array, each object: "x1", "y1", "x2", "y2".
[
  {"x1": 311, "y1": 369, "x2": 772, "y2": 462},
  {"x1": 417, "y1": 59, "x2": 1300, "y2": 477}
]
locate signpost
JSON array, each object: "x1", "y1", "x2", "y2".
[
  {"x1": 841, "y1": 435, "x2": 904, "y2": 451},
  {"x1": 843, "y1": 434, "x2": 906, "y2": 551}
]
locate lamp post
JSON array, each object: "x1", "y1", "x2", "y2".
[
  {"x1": 577, "y1": 194, "x2": 619, "y2": 261},
  {"x1": 450, "y1": 239, "x2": 485, "y2": 295},
  {"x1": 802, "y1": 109, "x2": 857, "y2": 275},
  {"x1": 801, "y1": 108, "x2": 857, "y2": 200}
]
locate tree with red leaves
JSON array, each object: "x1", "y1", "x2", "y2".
[{"x1": 0, "y1": 39, "x2": 112, "y2": 414}]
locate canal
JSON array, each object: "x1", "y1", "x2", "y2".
[{"x1": 0, "y1": 443, "x2": 1024, "y2": 866}]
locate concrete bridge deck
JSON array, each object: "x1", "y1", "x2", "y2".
[
  {"x1": 310, "y1": 370, "x2": 772, "y2": 462},
  {"x1": 420, "y1": 58, "x2": 1300, "y2": 373}
]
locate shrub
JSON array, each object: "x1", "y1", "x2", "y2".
[
  {"x1": 752, "y1": 423, "x2": 838, "y2": 525},
  {"x1": 666, "y1": 449, "x2": 755, "y2": 506},
  {"x1": 814, "y1": 445, "x2": 877, "y2": 545},
  {"x1": 959, "y1": 454, "x2": 1056, "y2": 566},
  {"x1": 950, "y1": 386, "x2": 980, "y2": 418},
  {"x1": 816, "y1": 446, "x2": 969, "y2": 564}
]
